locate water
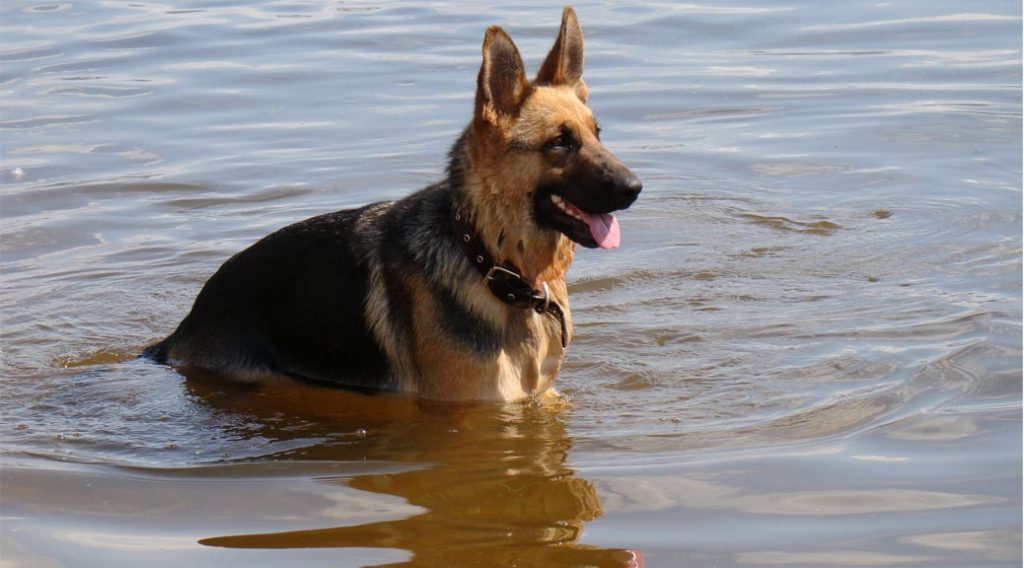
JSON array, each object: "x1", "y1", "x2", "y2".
[{"x1": 1, "y1": 1, "x2": 1020, "y2": 566}]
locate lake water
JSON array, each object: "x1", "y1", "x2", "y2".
[{"x1": 1, "y1": 1, "x2": 1021, "y2": 566}]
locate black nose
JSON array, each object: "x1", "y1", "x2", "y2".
[{"x1": 616, "y1": 174, "x2": 643, "y2": 202}]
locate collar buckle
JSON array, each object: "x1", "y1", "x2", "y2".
[{"x1": 482, "y1": 265, "x2": 522, "y2": 287}]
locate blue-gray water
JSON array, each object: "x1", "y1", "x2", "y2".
[{"x1": 1, "y1": 1, "x2": 1021, "y2": 566}]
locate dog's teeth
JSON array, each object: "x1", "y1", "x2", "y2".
[{"x1": 551, "y1": 194, "x2": 586, "y2": 222}]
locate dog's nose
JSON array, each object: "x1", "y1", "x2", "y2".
[{"x1": 616, "y1": 174, "x2": 643, "y2": 201}]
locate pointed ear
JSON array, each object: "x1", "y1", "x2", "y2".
[
  {"x1": 475, "y1": 26, "x2": 530, "y2": 126},
  {"x1": 535, "y1": 6, "x2": 585, "y2": 96}
]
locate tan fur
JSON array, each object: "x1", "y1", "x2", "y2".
[
  {"x1": 407, "y1": 274, "x2": 497, "y2": 400},
  {"x1": 463, "y1": 86, "x2": 601, "y2": 287},
  {"x1": 406, "y1": 272, "x2": 567, "y2": 401}
]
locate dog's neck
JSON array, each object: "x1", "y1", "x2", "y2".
[{"x1": 447, "y1": 127, "x2": 576, "y2": 287}]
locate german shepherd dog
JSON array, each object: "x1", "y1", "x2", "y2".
[{"x1": 143, "y1": 7, "x2": 642, "y2": 402}]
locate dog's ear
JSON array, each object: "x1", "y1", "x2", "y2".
[
  {"x1": 535, "y1": 6, "x2": 587, "y2": 101},
  {"x1": 475, "y1": 26, "x2": 530, "y2": 127}
]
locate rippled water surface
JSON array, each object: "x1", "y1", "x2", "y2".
[{"x1": 2, "y1": 1, "x2": 1021, "y2": 566}]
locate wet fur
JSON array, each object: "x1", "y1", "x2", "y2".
[{"x1": 143, "y1": 7, "x2": 640, "y2": 402}]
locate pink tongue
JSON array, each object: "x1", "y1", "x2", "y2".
[{"x1": 579, "y1": 211, "x2": 621, "y2": 249}]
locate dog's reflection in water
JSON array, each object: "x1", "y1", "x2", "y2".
[{"x1": 185, "y1": 371, "x2": 642, "y2": 567}]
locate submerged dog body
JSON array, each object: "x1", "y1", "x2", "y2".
[{"x1": 144, "y1": 8, "x2": 641, "y2": 401}]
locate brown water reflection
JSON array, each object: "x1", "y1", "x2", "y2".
[{"x1": 183, "y1": 373, "x2": 641, "y2": 567}]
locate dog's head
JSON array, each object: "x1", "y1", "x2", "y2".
[{"x1": 470, "y1": 7, "x2": 641, "y2": 253}]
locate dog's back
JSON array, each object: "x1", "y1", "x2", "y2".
[{"x1": 149, "y1": 203, "x2": 394, "y2": 388}]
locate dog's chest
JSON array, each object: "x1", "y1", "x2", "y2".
[{"x1": 491, "y1": 310, "x2": 565, "y2": 399}]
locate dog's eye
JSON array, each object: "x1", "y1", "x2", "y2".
[{"x1": 547, "y1": 135, "x2": 575, "y2": 152}]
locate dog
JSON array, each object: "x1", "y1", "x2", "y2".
[{"x1": 143, "y1": 6, "x2": 642, "y2": 402}]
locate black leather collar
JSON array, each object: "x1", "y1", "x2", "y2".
[{"x1": 453, "y1": 205, "x2": 568, "y2": 348}]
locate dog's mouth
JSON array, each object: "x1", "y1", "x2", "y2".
[
  {"x1": 535, "y1": 190, "x2": 623, "y2": 249},
  {"x1": 550, "y1": 194, "x2": 620, "y2": 249}
]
